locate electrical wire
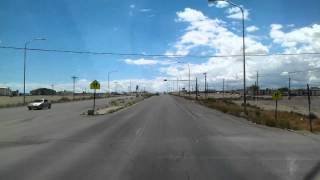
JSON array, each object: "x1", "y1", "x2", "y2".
[{"x1": 1, "y1": 45, "x2": 320, "y2": 59}]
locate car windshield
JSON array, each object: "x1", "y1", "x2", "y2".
[{"x1": 1, "y1": 0, "x2": 320, "y2": 180}]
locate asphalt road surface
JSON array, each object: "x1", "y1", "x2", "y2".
[{"x1": 0, "y1": 95, "x2": 320, "y2": 180}]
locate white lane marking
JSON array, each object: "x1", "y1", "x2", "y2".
[{"x1": 136, "y1": 128, "x2": 142, "y2": 136}]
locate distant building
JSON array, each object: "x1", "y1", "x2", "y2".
[
  {"x1": 0, "y1": 87, "x2": 12, "y2": 96},
  {"x1": 311, "y1": 87, "x2": 320, "y2": 96},
  {"x1": 30, "y1": 88, "x2": 56, "y2": 95},
  {"x1": 11, "y1": 90, "x2": 19, "y2": 96}
]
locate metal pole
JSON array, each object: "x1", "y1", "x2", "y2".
[
  {"x1": 223, "y1": 78, "x2": 225, "y2": 98},
  {"x1": 307, "y1": 84, "x2": 312, "y2": 132},
  {"x1": 22, "y1": 38, "x2": 46, "y2": 104},
  {"x1": 241, "y1": 7, "x2": 247, "y2": 113},
  {"x1": 196, "y1": 77, "x2": 198, "y2": 100},
  {"x1": 188, "y1": 63, "x2": 191, "y2": 96},
  {"x1": 208, "y1": 0, "x2": 246, "y2": 111},
  {"x1": 256, "y1": 71, "x2": 259, "y2": 101},
  {"x1": 275, "y1": 99, "x2": 278, "y2": 121},
  {"x1": 93, "y1": 89, "x2": 96, "y2": 111},
  {"x1": 71, "y1": 76, "x2": 78, "y2": 100},
  {"x1": 288, "y1": 76, "x2": 291, "y2": 100},
  {"x1": 23, "y1": 43, "x2": 27, "y2": 104},
  {"x1": 204, "y1": 72, "x2": 207, "y2": 98},
  {"x1": 108, "y1": 72, "x2": 110, "y2": 94}
]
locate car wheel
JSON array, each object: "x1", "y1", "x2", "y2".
[
  {"x1": 28, "y1": 107, "x2": 32, "y2": 110},
  {"x1": 48, "y1": 104, "x2": 51, "y2": 109}
]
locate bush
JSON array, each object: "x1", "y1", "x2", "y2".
[
  {"x1": 265, "y1": 119, "x2": 277, "y2": 127},
  {"x1": 58, "y1": 97, "x2": 71, "y2": 102},
  {"x1": 310, "y1": 113, "x2": 318, "y2": 120}
]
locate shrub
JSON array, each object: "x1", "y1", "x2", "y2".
[
  {"x1": 265, "y1": 119, "x2": 277, "y2": 127},
  {"x1": 310, "y1": 113, "x2": 318, "y2": 120},
  {"x1": 58, "y1": 97, "x2": 71, "y2": 102}
]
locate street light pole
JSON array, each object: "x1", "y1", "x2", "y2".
[
  {"x1": 203, "y1": 72, "x2": 207, "y2": 98},
  {"x1": 177, "y1": 61, "x2": 191, "y2": 96},
  {"x1": 107, "y1": 70, "x2": 117, "y2": 95},
  {"x1": 23, "y1": 38, "x2": 46, "y2": 104},
  {"x1": 208, "y1": 0, "x2": 247, "y2": 112},
  {"x1": 188, "y1": 63, "x2": 191, "y2": 96}
]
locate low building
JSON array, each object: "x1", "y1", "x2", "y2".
[
  {"x1": 30, "y1": 88, "x2": 56, "y2": 95},
  {"x1": 311, "y1": 87, "x2": 320, "y2": 96},
  {"x1": 0, "y1": 87, "x2": 12, "y2": 96}
]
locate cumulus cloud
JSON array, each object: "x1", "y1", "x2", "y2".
[
  {"x1": 270, "y1": 23, "x2": 320, "y2": 52},
  {"x1": 139, "y1": 8, "x2": 151, "y2": 12},
  {"x1": 246, "y1": 25, "x2": 259, "y2": 32},
  {"x1": 124, "y1": 58, "x2": 173, "y2": 65},
  {"x1": 129, "y1": 4, "x2": 135, "y2": 9},
  {"x1": 208, "y1": 1, "x2": 229, "y2": 8},
  {"x1": 170, "y1": 8, "x2": 268, "y2": 56},
  {"x1": 161, "y1": 8, "x2": 320, "y2": 89},
  {"x1": 226, "y1": 7, "x2": 249, "y2": 20}
]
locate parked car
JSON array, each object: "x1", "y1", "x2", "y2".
[{"x1": 27, "y1": 99, "x2": 51, "y2": 110}]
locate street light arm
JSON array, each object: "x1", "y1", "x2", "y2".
[
  {"x1": 25, "y1": 38, "x2": 47, "y2": 47},
  {"x1": 208, "y1": 0, "x2": 242, "y2": 9}
]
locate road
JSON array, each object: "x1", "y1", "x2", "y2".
[{"x1": 0, "y1": 95, "x2": 320, "y2": 180}]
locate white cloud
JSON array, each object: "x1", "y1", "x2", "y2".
[
  {"x1": 215, "y1": 1, "x2": 229, "y2": 8},
  {"x1": 130, "y1": 4, "x2": 135, "y2": 9},
  {"x1": 246, "y1": 25, "x2": 259, "y2": 32},
  {"x1": 226, "y1": 7, "x2": 249, "y2": 20},
  {"x1": 161, "y1": 8, "x2": 320, "y2": 89},
  {"x1": 170, "y1": 8, "x2": 268, "y2": 56},
  {"x1": 140, "y1": 8, "x2": 151, "y2": 12},
  {"x1": 124, "y1": 58, "x2": 173, "y2": 65},
  {"x1": 270, "y1": 24, "x2": 283, "y2": 30},
  {"x1": 270, "y1": 23, "x2": 320, "y2": 51},
  {"x1": 125, "y1": 58, "x2": 158, "y2": 65},
  {"x1": 176, "y1": 8, "x2": 207, "y2": 22}
]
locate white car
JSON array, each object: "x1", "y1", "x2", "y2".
[{"x1": 27, "y1": 99, "x2": 51, "y2": 110}]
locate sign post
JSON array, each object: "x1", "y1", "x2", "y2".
[
  {"x1": 90, "y1": 80, "x2": 100, "y2": 114},
  {"x1": 272, "y1": 90, "x2": 282, "y2": 121}
]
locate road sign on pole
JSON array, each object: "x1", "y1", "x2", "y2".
[
  {"x1": 272, "y1": 90, "x2": 282, "y2": 121},
  {"x1": 90, "y1": 80, "x2": 100, "y2": 90},
  {"x1": 90, "y1": 80, "x2": 101, "y2": 114}
]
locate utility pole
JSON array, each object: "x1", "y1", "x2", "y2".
[
  {"x1": 203, "y1": 72, "x2": 207, "y2": 98},
  {"x1": 256, "y1": 71, "x2": 259, "y2": 101},
  {"x1": 307, "y1": 84, "x2": 312, "y2": 132},
  {"x1": 288, "y1": 76, "x2": 291, "y2": 100},
  {"x1": 188, "y1": 64, "x2": 191, "y2": 96},
  {"x1": 130, "y1": 80, "x2": 132, "y2": 94},
  {"x1": 71, "y1": 76, "x2": 78, "y2": 100},
  {"x1": 51, "y1": 84, "x2": 54, "y2": 96},
  {"x1": 195, "y1": 77, "x2": 198, "y2": 100},
  {"x1": 223, "y1": 78, "x2": 225, "y2": 98}
]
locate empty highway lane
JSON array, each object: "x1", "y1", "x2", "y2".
[{"x1": 0, "y1": 95, "x2": 320, "y2": 180}]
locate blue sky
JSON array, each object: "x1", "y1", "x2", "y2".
[{"x1": 1, "y1": 0, "x2": 320, "y2": 92}]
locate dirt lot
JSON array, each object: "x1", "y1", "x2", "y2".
[
  {"x1": 0, "y1": 95, "x2": 92, "y2": 107},
  {"x1": 233, "y1": 96, "x2": 320, "y2": 117}
]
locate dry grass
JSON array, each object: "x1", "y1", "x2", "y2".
[
  {"x1": 0, "y1": 95, "x2": 102, "y2": 108},
  {"x1": 196, "y1": 97, "x2": 320, "y2": 132}
]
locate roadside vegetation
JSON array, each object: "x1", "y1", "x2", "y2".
[
  {"x1": 87, "y1": 93, "x2": 156, "y2": 115},
  {"x1": 182, "y1": 95, "x2": 320, "y2": 132},
  {"x1": 0, "y1": 95, "x2": 107, "y2": 108}
]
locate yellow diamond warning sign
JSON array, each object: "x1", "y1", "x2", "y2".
[
  {"x1": 90, "y1": 80, "x2": 100, "y2": 90},
  {"x1": 272, "y1": 90, "x2": 282, "y2": 100}
]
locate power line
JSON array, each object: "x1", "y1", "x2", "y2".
[{"x1": 1, "y1": 45, "x2": 320, "y2": 59}]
